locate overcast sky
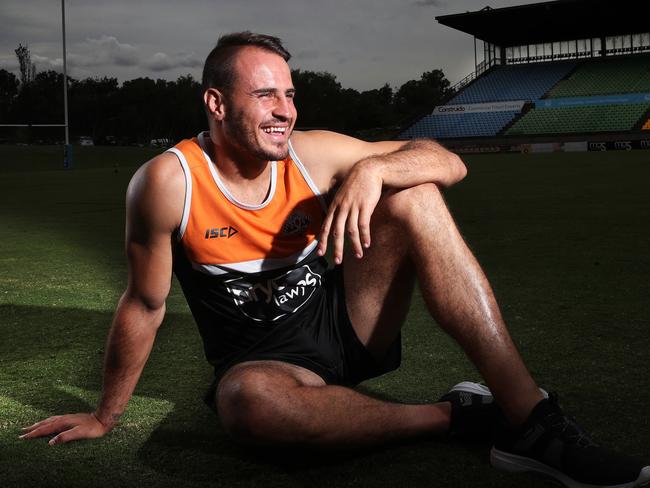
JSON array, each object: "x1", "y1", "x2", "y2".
[{"x1": 0, "y1": 0, "x2": 540, "y2": 91}]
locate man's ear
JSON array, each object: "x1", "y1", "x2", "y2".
[{"x1": 204, "y1": 88, "x2": 226, "y2": 121}]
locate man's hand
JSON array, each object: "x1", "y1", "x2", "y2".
[
  {"x1": 317, "y1": 159, "x2": 383, "y2": 264},
  {"x1": 20, "y1": 412, "x2": 112, "y2": 446}
]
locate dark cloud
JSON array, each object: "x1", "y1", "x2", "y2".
[
  {"x1": 88, "y1": 36, "x2": 139, "y2": 66},
  {"x1": 0, "y1": 1, "x2": 59, "y2": 44},
  {"x1": 146, "y1": 52, "x2": 202, "y2": 72},
  {"x1": 414, "y1": 0, "x2": 447, "y2": 6},
  {"x1": 0, "y1": 55, "x2": 19, "y2": 71},
  {"x1": 1, "y1": 31, "x2": 202, "y2": 79},
  {"x1": 294, "y1": 49, "x2": 321, "y2": 60},
  {"x1": 32, "y1": 54, "x2": 61, "y2": 70}
]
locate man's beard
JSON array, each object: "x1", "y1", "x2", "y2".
[{"x1": 225, "y1": 109, "x2": 291, "y2": 162}]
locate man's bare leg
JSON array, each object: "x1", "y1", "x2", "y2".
[
  {"x1": 344, "y1": 183, "x2": 543, "y2": 426},
  {"x1": 217, "y1": 183, "x2": 541, "y2": 447},
  {"x1": 216, "y1": 360, "x2": 451, "y2": 447}
]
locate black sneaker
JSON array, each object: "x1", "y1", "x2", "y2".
[
  {"x1": 439, "y1": 381, "x2": 499, "y2": 441},
  {"x1": 491, "y1": 393, "x2": 650, "y2": 488}
]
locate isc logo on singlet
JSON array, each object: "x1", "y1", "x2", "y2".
[
  {"x1": 224, "y1": 264, "x2": 322, "y2": 323},
  {"x1": 204, "y1": 226, "x2": 239, "y2": 239}
]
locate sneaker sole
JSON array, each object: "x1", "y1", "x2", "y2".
[
  {"x1": 491, "y1": 447, "x2": 650, "y2": 488},
  {"x1": 448, "y1": 382, "x2": 550, "y2": 399},
  {"x1": 449, "y1": 381, "x2": 492, "y2": 397}
]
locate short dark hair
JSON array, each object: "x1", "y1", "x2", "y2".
[{"x1": 201, "y1": 31, "x2": 291, "y2": 92}]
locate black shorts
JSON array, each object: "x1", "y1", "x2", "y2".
[{"x1": 204, "y1": 265, "x2": 401, "y2": 408}]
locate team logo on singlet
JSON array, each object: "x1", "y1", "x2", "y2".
[
  {"x1": 281, "y1": 211, "x2": 311, "y2": 236},
  {"x1": 224, "y1": 264, "x2": 322, "y2": 322}
]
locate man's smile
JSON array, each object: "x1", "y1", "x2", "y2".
[{"x1": 261, "y1": 125, "x2": 289, "y2": 141}]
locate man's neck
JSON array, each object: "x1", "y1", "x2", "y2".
[{"x1": 207, "y1": 134, "x2": 273, "y2": 206}]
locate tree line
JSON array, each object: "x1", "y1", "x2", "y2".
[{"x1": 1, "y1": 46, "x2": 454, "y2": 144}]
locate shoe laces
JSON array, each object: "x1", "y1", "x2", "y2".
[{"x1": 544, "y1": 395, "x2": 598, "y2": 448}]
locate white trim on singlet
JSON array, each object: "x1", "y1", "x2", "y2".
[
  {"x1": 165, "y1": 147, "x2": 192, "y2": 241},
  {"x1": 287, "y1": 138, "x2": 329, "y2": 213},
  {"x1": 197, "y1": 131, "x2": 277, "y2": 211},
  {"x1": 192, "y1": 239, "x2": 319, "y2": 276}
]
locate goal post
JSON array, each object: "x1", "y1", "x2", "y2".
[{"x1": 61, "y1": 0, "x2": 71, "y2": 168}]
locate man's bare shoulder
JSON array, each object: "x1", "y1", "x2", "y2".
[
  {"x1": 289, "y1": 131, "x2": 342, "y2": 191},
  {"x1": 131, "y1": 152, "x2": 184, "y2": 190},
  {"x1": 127, "y1": 152, "x2": 185, "y2": 234}
]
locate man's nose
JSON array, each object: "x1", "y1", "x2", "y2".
[{"x1": 273, "y1": 95, "x2": 292, "y2": 120}]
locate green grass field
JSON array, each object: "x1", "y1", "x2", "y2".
[{"x1": 1, "y1": 145, "x2": 649, "y2": 487}]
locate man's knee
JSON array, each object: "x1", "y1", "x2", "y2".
[
  {"x1": 215, "y1": 362, "x2": 322, "y2": 445},
  {"x1": 380, "y1": 183, "x2": 445, "y2": 225},
  {"x1": 216, "y1": 366, "x2": 280, "y2": 444}
]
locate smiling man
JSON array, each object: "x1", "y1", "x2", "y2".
[{"x1": 22, "y1": 32, "x2": 649, "y2": 488}]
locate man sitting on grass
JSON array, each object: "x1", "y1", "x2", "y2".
[{"x1": 21, "y1": 32, "x2": 649, "y2": 488}]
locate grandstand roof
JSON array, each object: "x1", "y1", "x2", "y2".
[{"x1": 436, "y1": 0, "x2": 650, "y2": 47}]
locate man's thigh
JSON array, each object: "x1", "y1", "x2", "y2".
[{"x1": 342, "y1": 189, "x2": 418, "y2": 362}]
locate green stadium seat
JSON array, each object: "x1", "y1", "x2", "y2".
[
  {"x1": 549, "y1": 54, "x2": 650, "y2": 97},
  {"x1": 505, "y1": 103, "x2": 650, "y2": 135}
]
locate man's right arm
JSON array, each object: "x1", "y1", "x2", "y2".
[{"x1": 20, "y1": 153, "x2": 184, "y2": 445}]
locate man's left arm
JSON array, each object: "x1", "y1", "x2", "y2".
[
  {"x1": 292, "y1": 131, "x2": 466, "y2": 264},
  {"x1": 352, "y1": 137, "x2": 467, "y2": 189}
]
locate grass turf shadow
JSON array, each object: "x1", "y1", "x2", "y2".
[{"x1": 136, "y1": 416, "x2": 502, "y2": 488}]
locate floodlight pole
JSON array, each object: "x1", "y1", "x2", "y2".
[{"x1": 62, "y1": 0, "x2": 72, "y2": 169}]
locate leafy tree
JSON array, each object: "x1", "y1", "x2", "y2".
[
  {"x1": 394, "y1": 69, "x2": 453, "y2": 124},
  {"x1": 291, "y1": 69, "x2": 344, "y2": 130},
  {"x1": 354, "y1": 84, "x2": 396, "y2": 130},
  {"x1": 6, "y1": 70, "x2": 66, "y2": 141},
  {"x1": 9, "y1": 70, "x2": 63, "y2": 124},
  {"x1": 163, "y1": 74, "x2": 205, "y2": 142},
  {"x1": 32, "y1": 70, "x2": 66, "y2": 121},
  {"x1": 0, "y1": 69, "x2": 19, "y2": 122},
  {"x1": 69, "y1": 77, "x2": 119, "y2": 143},
  {"x1": 15, "y1": 43, "x2": 37, "y2": 87},
  {"x1": 116, "y1": 77, "x2": 160, "y2": 144}
]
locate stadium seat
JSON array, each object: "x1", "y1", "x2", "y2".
[
  {"x1": 401, "y1": 54, "x2": 650, "y2": 138},
  {"x1": 447, "y1": 61, "x2": 577, "y2": 104},
  {"x1": 505, "y1": 103, "x2": 650, "y2": 135},
  {"x1": 400, "y1": 111, "x2": 519, "y2": 139},
  {"x1": 548, "y1": 54, "x2": 650, "y2": 97}
]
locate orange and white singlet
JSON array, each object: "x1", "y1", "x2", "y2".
[{"x1": 167, "y1": 132, "x2": 329, "y2": 371}]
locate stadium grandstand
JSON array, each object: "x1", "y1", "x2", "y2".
[{"x1": 400, "y1": 0, "x2": 650, "y2": 152}]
